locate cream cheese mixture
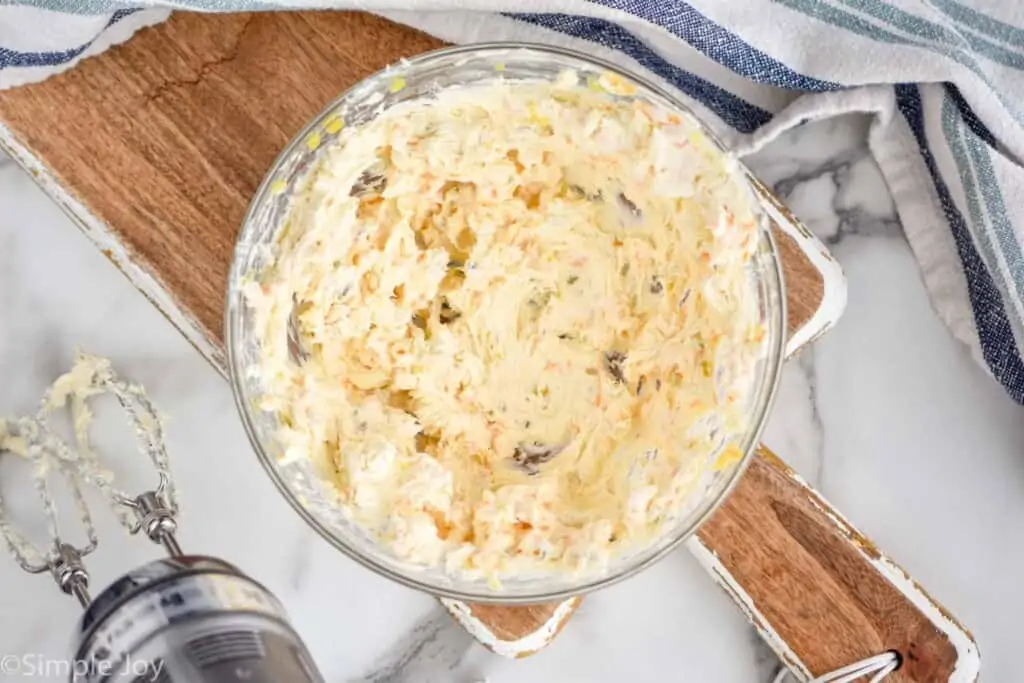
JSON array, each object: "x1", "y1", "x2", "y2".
[{"x1": 244, "y1": 71, "x2": 767, "y2": 581}]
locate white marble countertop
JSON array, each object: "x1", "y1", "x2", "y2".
[{"x1": 2, "y1": 114, "x2": 1022, "y2": 682}]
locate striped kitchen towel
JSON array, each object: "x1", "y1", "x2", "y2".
[{"x1": 2, "y1": 1, "x2": 1023, "y2": 403}]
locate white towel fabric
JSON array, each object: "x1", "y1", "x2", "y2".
[{"x1": 2, "y1": 0, "x2": 1023, "y2": 402}]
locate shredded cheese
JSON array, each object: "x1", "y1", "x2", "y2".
[{"x1": 245, "y1": 72, "x2": 766, "y2": 581}]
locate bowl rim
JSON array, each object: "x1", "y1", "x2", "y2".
[{"x1": 225, "y1": 41, "x2": 786, "y2": 604}]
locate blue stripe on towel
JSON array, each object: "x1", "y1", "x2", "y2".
[
  {"x1": 837, "y1": 0, "x2": 1024, "y2": 70},
  {"x1": 0, "y1": 7, "x2": 138, "y2": 69},
  {"x1": 944, "y1": 83, "x2": 996, "y2": 146},
  {"x1": 778, "y1": 0, "x2": 1024, "y2": 125},
  {"x1": 895, "y1": 84, "x2": 1024, "y2": 403},
  {"x1": 587, "y1": 0, "x2": 842, "y2": 91},
  {"x1": 927, "y1": 0, "x2": 1024, "y2": 49},
  {"x1": 952, "y1": 99, "x2": 1024, "y2": 315},
  {"x1": 940, "y1": 94, "x2": 1024, "y2": 328},
  {"x1": 507, "y1": 12, "x2": 772, "y2": 133}
]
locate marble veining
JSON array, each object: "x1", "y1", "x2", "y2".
[
  {"x1": 782, "y1": 158, "x2": 901, "y2": 248},
  {"x1": 2, "y1": 111, "x2": 1024, "y2": 682},
  {"x1": 350, "y1": 609, "x2": 474, "y2": 683}
]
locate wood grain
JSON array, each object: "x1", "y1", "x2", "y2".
[
  {"x1": 697, "y1": 447, "x2": 958, "y2": 681},
  {"x1": 467, "y1": 603, "x2": 572, "y2": 643},
  {"x1": 0, "y1": 12, "x2": 443, "y2": 343},
  {"x1": 473, "y1": 598, "x2": 581, "y2": 657},
  {"x1": 773, "y1": 220, "x2": 824, "y2": 338},
  {"x1": 0, "y1": 10, "x2": 968, "y2": 679}
]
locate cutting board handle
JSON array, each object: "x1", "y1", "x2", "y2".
[{"x1": 690, "y1": 446, "x2": 978, "y2": 682}]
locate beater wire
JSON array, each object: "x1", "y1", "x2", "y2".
[{"x1": 0, "y1": 354, "x2": 175, "y2": 576}]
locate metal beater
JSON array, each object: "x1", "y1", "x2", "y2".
[{"x1": 0, "y1": 356, "x2": 325, "y2": 683}]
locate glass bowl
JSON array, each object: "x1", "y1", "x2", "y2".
[{"x1": 225, "y1": 43, "x2": 786, "y2": 603}]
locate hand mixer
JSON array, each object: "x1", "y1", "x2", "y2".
[{"x1": 0, "y1": 356, "x2": 325, "y2": 683}]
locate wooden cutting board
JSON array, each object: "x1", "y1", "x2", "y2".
[{"x1": 0, "y1": 11, "x2": 979, "y2": 681}]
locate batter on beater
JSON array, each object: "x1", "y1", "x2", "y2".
[{"x1": 244, "y1": 71, "x2": 766, "y2": 581}]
